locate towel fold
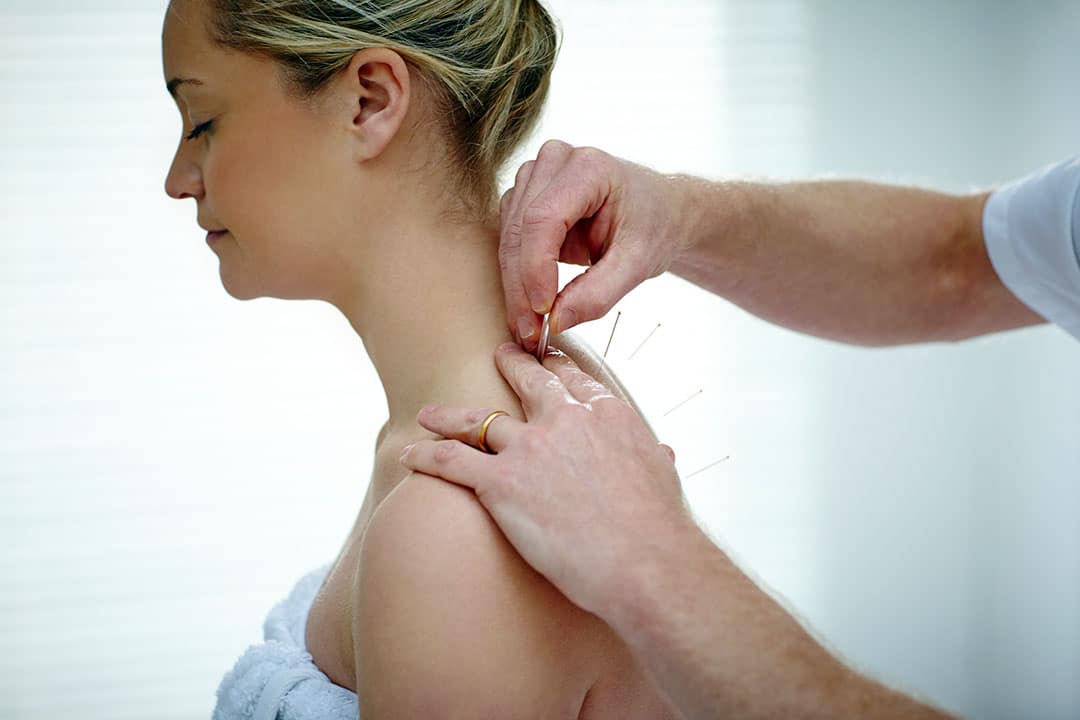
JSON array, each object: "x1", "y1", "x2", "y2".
[{"x1": 212, "y1": 562, "x2": 359, "y2": 720}]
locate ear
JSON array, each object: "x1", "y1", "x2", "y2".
[{"x1": 344, "y1": 47, "x2": 411, "y2": 162}]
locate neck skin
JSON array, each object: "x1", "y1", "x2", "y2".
[{"x1": 330, "y1": 211, "x2": 518, "y2": 443}]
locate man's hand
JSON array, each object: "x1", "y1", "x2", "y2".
[
  {"x1": 398, "y1": 341, "x2": 689, "y2": 619},
  {"x1": 398, "y1": 342, "x2": 958, "y2": 720},
  {"x1": 500, "y1": 140, "x2": 696, "y2": 352}
]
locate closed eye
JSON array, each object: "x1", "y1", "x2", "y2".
[{"x1": 185, "y1": 119, "x2": 213, "y2": 141}]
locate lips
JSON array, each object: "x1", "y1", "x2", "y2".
[{"x1": 206, "y1": 229, "x2": 228, "y2": 244}]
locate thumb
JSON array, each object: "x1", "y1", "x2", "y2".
[{"x1": 550, "y1": 245, "x2": 647, "y2": 334}]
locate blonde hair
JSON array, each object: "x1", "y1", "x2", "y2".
[{"x1": 204, "y1": 0, "x2": 560, "y2": 215}]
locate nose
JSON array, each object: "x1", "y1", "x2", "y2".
[{"x1": 164, "y1": 141, "x2": 203, "y2": 200}]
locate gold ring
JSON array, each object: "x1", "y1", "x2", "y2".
[{"x1": 477, "y1": 410, "x2": 509, "y2": 454}]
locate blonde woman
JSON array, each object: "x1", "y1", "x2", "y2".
[{"x1": 163, "y1": 0, "x2": 677, "y2": 717}]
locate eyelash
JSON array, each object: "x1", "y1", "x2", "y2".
[{"x1": 185, "y1": 119, "x2": 214, "y2": 141}]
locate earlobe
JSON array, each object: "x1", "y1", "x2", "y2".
[{"x1": 350, "y1": 48, "x2": 411, "y2": 162}]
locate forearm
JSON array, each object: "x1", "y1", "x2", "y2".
[
  {"x1": 604, "y1": 519, "x2": 956, "y2": 720},
  {"x1": 667, "y1": 177, "x2": 1042, "y2": 346}
]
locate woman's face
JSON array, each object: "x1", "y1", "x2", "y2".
[{"x1": 161, "y1": 0, "x2": 359, "y2": 302}]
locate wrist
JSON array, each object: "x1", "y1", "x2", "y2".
[
  {"x1": 664, "y1": 173, "x2": 712, "y2": 265},
  {"x1": 600, "y1": 512, "x2": 720, "y2": 644},
  {"x1": 666, "y1": 176, "x2": 757, "y2": 294}
]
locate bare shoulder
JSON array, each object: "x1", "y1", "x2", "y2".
[{"x1": 352, "y1": 471, "x2": 617, "y2": 719}]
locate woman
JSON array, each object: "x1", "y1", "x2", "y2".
[{"x1": 162, "y1": 0, "x2": 677, "y2": 717}]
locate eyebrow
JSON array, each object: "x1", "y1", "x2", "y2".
[{"x1": 166, "y1": 76, "x2": 205, "y2": 99}]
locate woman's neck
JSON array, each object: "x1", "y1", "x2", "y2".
[{"x1": 334, "y1": 218, "x2": 520, "y2": 438}]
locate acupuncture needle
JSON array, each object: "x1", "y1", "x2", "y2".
[
  {"x1": 598, "y1": 310, "x2": 622, "y2": 375},
  {"x1": 574, "y1": 313, "x2": 725, "y2": 481},
  {"x1": 663, "y1": 388, "x2": 704, "y2": 417},
  {"x1": 685, "y1": 456, "x2": 731, "y2": 478},
  {"x1": 627, "y1": 323, "x2": 661, "y2": 361}
]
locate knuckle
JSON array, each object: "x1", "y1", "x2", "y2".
[
  {"x1": 424, "y1": 406, "x2": 443, "y2": 425},
  {"x1": 433, "y1": 441, "x2": 458, "y2": 467},
  {"x1": 578, "y1": 377, "x2": 608, "y2": 396},
  {"x1": 521, "y1": 428, "x2": 549, "y2": 455},
  {"x1": 539, "y1": 139, "x2": 568, "y2": 159},
  {"x1": 591, "y1": 394, "x2": 627, "y2": 419},
  {"x1": 555, "y1": 401, "x2": 591, "y2": 427},
  {"x1": 466, "y1": 407, "x2": 490, "y2": 426},
  {"x1": 545, "y1": 405, "x2": 573, "y2": 435},
  {"x1": 503, "y1": 219, "x2": 524, "y2": 251},
  {"x1": 576, "y1": 146, "x2": 606, "y2": 170},
  {"x1": 520, "y1": 202, "x2": 550, "y2": 230},
  {"x1": 499, "y1": 188, "x2": 515, "y2": 215},
  {"x1": 517, "y1": 370, "x2": 540, "y2": 396},
  {"x1": 515, "y1": 160, "x2": 536, "y2": 185}
]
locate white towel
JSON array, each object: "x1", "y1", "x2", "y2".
[{"x1": 212, "y1": 562, "x2": 359, "y2": 720}]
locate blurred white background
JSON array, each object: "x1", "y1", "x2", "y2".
[{"x1": 3, "y1": 0, "x2": 1079, "y2": 718}]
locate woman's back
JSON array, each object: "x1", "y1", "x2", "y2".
[{"x1": 306, "y1": 332, "x2": 676, "y2": 719}]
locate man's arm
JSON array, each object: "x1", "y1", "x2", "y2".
[
  {"x1": 668, "y1": 179, "x2": 1046, "y2": 346},
  {"x1": 606, "y1": 516, "x2": 957, "y2": 720},
  {"x1": 401, "y1": 346, "x2": 962, "y2": 720},
  {"x1": 498, "y1": 141, "x2": 1048, "y2": 349}
]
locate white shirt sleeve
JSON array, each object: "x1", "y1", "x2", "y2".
[{"x1": 982, "y1": 155, "x2": 1080, "y2": 341}]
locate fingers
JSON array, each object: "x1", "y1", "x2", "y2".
[
  {"x1": 540, "y1": 348, "x2": 620, "y2": 406},
  {"x1": 495, "y1": 342, "x2": 573, "y2": 418},
  {"x1": 415, "y1": 404, "x2": 523, "y2": 454},
  {"x1": 502, "y1": 142, "x2": 571, "y2": 350},
  {"x1": 398, "y1": 439, "x2": 488, "y2": 491},
  {"x1": 659, "y1": 443, "x2": 676, "y2": 464},
  {"x1": 521, "y1": 150, "x2": 627, "y2": 335},
  {"x1": 550, "y1": 245, "x2": 647, "y2": 335},
  {"x1": 500, "y1": 160, "x2": 540, "y2": 347},
  {"x1": 516, "y1": 141, "x2": 574, "y2": 315},
  {"x1": 502, "y1": 141, "x2": 616, "y2": 344}
]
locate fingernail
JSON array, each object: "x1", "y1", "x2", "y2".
[
  {"x1": 518, "y1": 317, "x2": 535, "y2": 341},
  {"x1": 400, "y1": 443, "x2": 415, "y2": 461},
  {"x1": 528, "y1": 291, "x2": 551, "y2": 315},
  {"x1": 417, "y1": 404, "x2": 433, "y2": 419},
  {"x1": 553, "y1": 307, "x2": 577, "y2": 334}
]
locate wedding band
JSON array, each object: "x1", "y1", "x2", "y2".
[{"x1": 477, "y1": 410, "x2": 509, "y2": 454}]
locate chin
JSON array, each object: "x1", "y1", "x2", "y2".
[
  {"x1": 216, "y1": 254, "x2": 318, "y2": 301},
  {"x1": 223, "y1": 287, "x2": 262, "y2": 301},
  {"x1": 221, "y1": 276, "x2": 315, "y2": 303},
  {"x1": 219, "y1": 273, "x2": 263, "y2": 301}
]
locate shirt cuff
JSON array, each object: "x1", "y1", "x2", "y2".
[{"x1": 982, "y1": 156, "x2": 1080, "y2": 341}]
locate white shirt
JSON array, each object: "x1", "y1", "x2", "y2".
[{"x1": 983, "y1": 155, "x2": 1080, "y2": 340}]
